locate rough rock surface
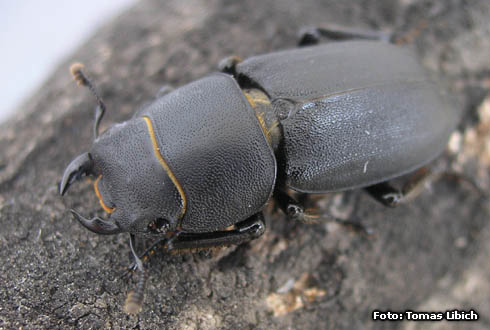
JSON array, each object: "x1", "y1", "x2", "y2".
[{"x1": 0, "y1": 0, "x2": 489, "y2": 329}]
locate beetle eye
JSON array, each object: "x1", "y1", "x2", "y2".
[{"x1": 147, "y1": 218, "x2": 170, "y2": 234}]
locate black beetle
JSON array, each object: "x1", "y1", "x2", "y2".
[{"x1": 60, "y1": 26, "x2": 458, "y2": 313}]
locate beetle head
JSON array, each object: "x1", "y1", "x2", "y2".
[
  {"x1": 61, "y1": 120, "x2": 184, "y2": 237},
  {"x1": 60, "y1": 65, "x2": 183, "y2": 237}
]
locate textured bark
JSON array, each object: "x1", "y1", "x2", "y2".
[{"x1": 1, "y1": 0, "x2": 489, "y2": 329}]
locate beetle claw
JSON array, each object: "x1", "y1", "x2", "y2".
[
  {"x1": 60, "y1": 152, "x2": 93, "y2": 195},
  {"x1": 70, "y1": 209, "x2": 122, "y2": 235}
]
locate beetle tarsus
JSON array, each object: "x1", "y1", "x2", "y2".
[{"x1": 440, "y1": 171, "x2": 488, "y2": 199}]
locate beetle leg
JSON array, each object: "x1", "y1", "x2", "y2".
[
  {"x1": 167, "y1": 212, "x2": 266, "y2": 250},
  {"x1": 123, "y1": 214, "x2": 265, "y2": 314},
  {"x1": 298, "y1": 25, "x2": 393, "y2": 46},
  {"x1": 127, "y1": 214, "x2": 265, "y2": 269},
  {"x1": 218, "y1": 55, "x2": 243, "y2": 75},
  {"x1": 365, "y1": 167, "x2": 486, "y2": 207},
  {"x1": 274, "y1": 189, "x2": 370, "y2": 234},
  {"x1": 365, "y1": 168, "x2": 436, "y2": 207},
  {"x1": 364, "y1": 181, "x2": 404, "y2": 207}
]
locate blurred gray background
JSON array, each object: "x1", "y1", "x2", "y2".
[{"x1": 0, "y1": 0, "x2": 136, "y2": 123}]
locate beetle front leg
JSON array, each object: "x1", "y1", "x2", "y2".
[
  {"x1": 123, "y1": 213, "x2": 265, "y2": 314},
  {"x1": 125, "y1": 214, "x2": 266, "y2": 275},
  {"x1": 166, "y1": 212, "x2": 266, "y2": 252}
]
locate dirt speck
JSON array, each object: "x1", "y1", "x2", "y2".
[{"x1": 266, "y1": 273, "x2": 326, "y2": 317}]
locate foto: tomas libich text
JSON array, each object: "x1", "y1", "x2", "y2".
[{"x1": 372, "y1": 309, "x2": 479, "y2": 321}]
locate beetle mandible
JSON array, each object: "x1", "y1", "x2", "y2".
[{"x1": 60, "y1": 26, "x2": 458, "y2": 313}]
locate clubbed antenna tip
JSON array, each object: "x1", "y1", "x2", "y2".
[
  {"x1": 68, "y1": 62, "x2": 107, "y2": 138},
  {"x1": 70, "y1": 62, "x2": 89, "y2": 86},
  {"x1": 124, "y1": 234, "x2": 148, "y2": 315},
  {"x1": 124, "y1": 270, "x2": 148, "y2": 315},
  {"x1": 124, "y1": 290, "x2": 143, "y2": 315}
]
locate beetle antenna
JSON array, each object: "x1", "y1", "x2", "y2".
[
  {"x1": 124, "y1": 234, "x2": 148, "y2": 314},
  {"x1": 125, "y1": 269, "x2": 148, "y2": 315},
  {"x1": 70, "y1": 63, "x2": 106, "y2": 139}
]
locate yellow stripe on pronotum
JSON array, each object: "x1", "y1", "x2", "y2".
[
  {"x1": 142, "y1": 116, "x2": 187, "y2": 219},
  {"x1": 94, "y1": 175, "x2": 115, "y2": 213}
]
